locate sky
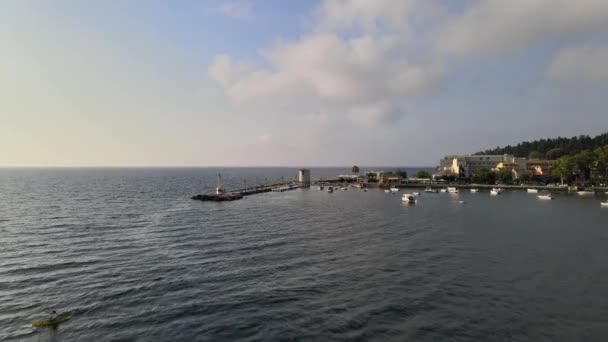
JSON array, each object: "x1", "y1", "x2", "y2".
[{"x1": 1, "y1": 0, "x2": 608, "y2": 167}]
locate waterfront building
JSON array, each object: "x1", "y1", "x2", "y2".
[
  {"x1": 298, "y1": 169, "x2": 311, "y2": 186},
  {"x1": 437, "y1": 154, "x2": 555, "y2": 179}
]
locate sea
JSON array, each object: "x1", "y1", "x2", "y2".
[{"x1": 1, "y1": 167, "x2": 607, "y2": 341}]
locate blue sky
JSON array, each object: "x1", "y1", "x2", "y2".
[{"x1": 1, "y1": 0, "x2": 607, "y2": 166}]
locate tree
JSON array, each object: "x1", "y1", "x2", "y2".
[
  {"x1": 471, "y1": 168, "x2": 496, "y2": 184},
  {"x1": 518, "y1": 170, "x2": 532, "y2": 182},
  {"x1": 365, "y1": 171, "x2": 377, "y2": 183},
  {"x1": 528, "y1": 151, "x2": 544, "y2": 159},
  {"x1": 551, "y1": 156, "x2": 575, "y2": 185},
  {"x1": 395, "y1": 168, "x2": 408, "y2": 178},
  {"x1": 496, "y1": 168, "x2": 513, "y2": 183},
  {"x1": 416, "y1": 170, "x2": 431, "y2": 179},
  {"x1": 546, "y1": 148, "x2": 564, "y2": 160},
  {"x1": 352, "y1": 165, "x2": 360, "y2": 174},
  {"x1": 573, "y1": 150, "x2": 595, "y2": 181}
]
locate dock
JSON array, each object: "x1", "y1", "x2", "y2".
[{"x1": 191, "y1": 179, "x2": 301, "y2": 202}]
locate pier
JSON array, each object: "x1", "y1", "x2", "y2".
[{"x1": 191, "y1": 175, "x2": 301, "y2": 202}]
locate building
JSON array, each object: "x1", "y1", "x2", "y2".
[
  {"x1": 437, "y1": 154, "x2": 524, "y2": 178},
  {"x1": 298, "y1": 169, "x2": 311, "y2": 186},
  {"x1": 526, "y1": 159, "x2": 554, "y2": 176},
  {"x1": 378, "y1": 171, "x2": 403, "y2": 186}
]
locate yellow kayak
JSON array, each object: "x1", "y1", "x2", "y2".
[{"x1": 32, "y1": 314, "x2": 71, "y2": 328}]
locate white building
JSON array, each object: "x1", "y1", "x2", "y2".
[
  {"x1": 298, "y1": 169, "x2": 311, "y2": 186},
  {"x1": 437, "y1": 154, "x2": 526, "y2": 178}
]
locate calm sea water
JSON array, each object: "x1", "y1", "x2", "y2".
[{"x1": 1, "y1": 168, "x2": 608, "y2": 341}]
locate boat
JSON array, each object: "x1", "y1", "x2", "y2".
[
  {"x1": 458, "y1": 200, "x2": 466, "y2": 204},
  {"x1": 32, "y1": 314, "x2": 72, "y2": 328},
  {"x1": 470, "y1": 188, "x2": 478, "y2": 193},
  {"x1": 440, "y1": 188, "x2": 447, "y2": 193},
  {"x1": 424, "y1": 187, "x2": 438, "y2": 193},
  {"x1": 577, "y1": 190, "x2": 594, "y2": 195},
  {"x1": 342, "y1": 187, "x2": 348, "y2": 190},
  {"x1": 384, "y1": 189, "x2": 391, "y2": 193},
  {"x1": 527, "y1": 189, "x2": 538, "y2": 193},
  {"x1": 401, "y1": 194, "x2": 417, "y2": 204},
  {"x1": 601, "y1": 201, "x2": 608, "y2": 207},
  {"x1": 363, "y1": 188, "x2": 367, "y2": 192},
  {"x1": 447, "y1": 187, "x2": 458, "y2": 193},
  {"x1": 390, "y1": 187, "x2": 400, "y2": 193},
  {"x1": 490, "y1": 189, "x2": 500, "y2": 195},
  {"x1": 319, "y1": 185, "x2": 324, "y2": 190},
  {"x1": 327, "y1": 186, "x2": 334, "y2": 193},
  {"x1": 537, "y1": 191, "x2": 553, "y2": 200}
]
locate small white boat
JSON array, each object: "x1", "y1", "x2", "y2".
[
  {"x1": 424, "y1": 188, "x2": 438, "y2": 193},
  {"x1": 527, "y1": 189, "x2": 538, "y2": 193},
  {"x1": 577, "y1": 190, "x2": 594, "y2": 196},
  {"x1": 490, "y1": 189, "x2": 500, "y2": 195},
  {"x1": 601, "y1": 201, "x2": 608, "y2": 207},
  {"x1": 458, "y1": 200, "x2": 466, "y2": 204},
  {"x1": 412, "y1": 192, "x2": 420, "y2": 196},
  {"x1": 402, "y1": 194, "x2": 417, "y2": 204},
  {"x1": 440, "y1": 188, "x2": 447, "y2": 193},
  {"x1": 537, "y1": 191, "x2": 553, "y2": 200},
  {"x1": 363, "y1": 188, "x2": 368, "y2": 192},
  {"x1": 390, "y1": 187, "x2": 400, "y2": 193},
  {"x1": 470, "y1": 188, "x2": 478, "y2": 193},
  {"x1": 384, "y1": 189, "x2": 391, "y2": 193},
  {"x1": 447, "y1": 187, "x2": 458, "y2": 193}
]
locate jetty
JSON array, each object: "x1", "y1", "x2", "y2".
[{"x1": 191, "y1": 173, "x2": 301, "y2": 202}]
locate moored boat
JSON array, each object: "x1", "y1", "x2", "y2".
[
  {"x1": 327, "y1": 186, "x2": 334, "y2": 193},
  {"x1": 384, "y1": 189, "x2": 391, "y2": 193},
  {"x1": 424, "y1": 187, "x2": 438, "y2": 193},
  {"x1": 440, "y1": 188, "x2": 447, "y2": 193},
  {"x1": 537, "y1": 190, "x2": 553, "y2": 200},
  {"x1": 601, "y1": 201, "x2": 608, "y2": 207},
  {"x1": 401, "y1": 194, "x2": 417, "y2": 204},
  {"x1": 390, "y1": 187, "x2": 400, "y2": 193},
  {"x1": 577, "y1": 190, "x2": 594, "y2": 195},
  {"x1": 447, "y1": 187, "x2": 458, "y2": 193},
  {"x1": 527, "y1": 189, "x2": 538, "y2": 193},
  {"x1": 412, "y1": 192, "x2": 420, "y2": 196},
  {"x1": 490, "y1": 189, "x2": 500, "y2": 195},
  {"x1": 470, "y1": 188, "x2": 478, "y2": 193}
]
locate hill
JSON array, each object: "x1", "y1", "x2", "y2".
[{"x1": 475, "y1": 133, "x2": 608, "y2": 159}]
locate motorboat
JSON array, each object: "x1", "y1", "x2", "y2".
[
  {"x1": 384, "y1": 189, "x2": 391, "y2": 193},
  {"x1": 527, "y1": 189, "x2": 538, "y2": 193},
  {"x1": 412, "y1": 192, "x2": 420, "y2": 196},
  {"x1": 601, "y1": 201, "x2": 608, "y2": 207},
  {"x1": 402, "y1": 194, "x2": 417, "y2": 204},
  {"x1": 363, "y1": 188, "x2": 367, "y2": 192},
  {"x1": 470, "y1": 188, "x2": 478, "y2": 193},
  {"x1": 327, "y1": 186, "x2": 334, "y2": 193},
  {"x1": 458, "y1": 200, "x2": 466, "y2": 204},
  {"x1": 440, "y1": 188, "x2": 447, "y2": 193},
  {"x1": 447, "y1": 187, "x2": 458, "y2": 193},
  {"x1": 424, "y1": 188, "x2": 438, "y2": 193},
  {"x1": 490, "y1": 189, "x2": 500, "y2": 195},
  {"x1": 577, "y1": 190, "x2": 594, "y2": 196},
  {"x1": 390, "y1": 187, "x2": 400, "y2": 193},
  {"x1": 537, "y1": 190, "x2": 553, "y2": 200}
]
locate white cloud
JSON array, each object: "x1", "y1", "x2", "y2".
[
  {"x1": 209, "y1": 0, "x2": 443, "y2": 126},
  {"x1": 546, "y1": 45, "x2": 608, "y2": 83},
  {"x1": 438, "y1": 0, "x2": 608, "y2": 55},
  {"x1": 218, "y1": 1, "x2": 252, "y2": 20}
]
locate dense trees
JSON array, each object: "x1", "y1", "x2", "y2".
[
  {"x1": 550, "y1": 146, "x2": 608, "y2": 184},
  {"x1": 416, "y1": 170, "x2": 431, "y2": 179},
  {"x1": 472, "y1": 168, "x2": 496, "y2": 184},
  {"x1": 476, "y1": 133, "x2": 608, "y2": 158}
]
